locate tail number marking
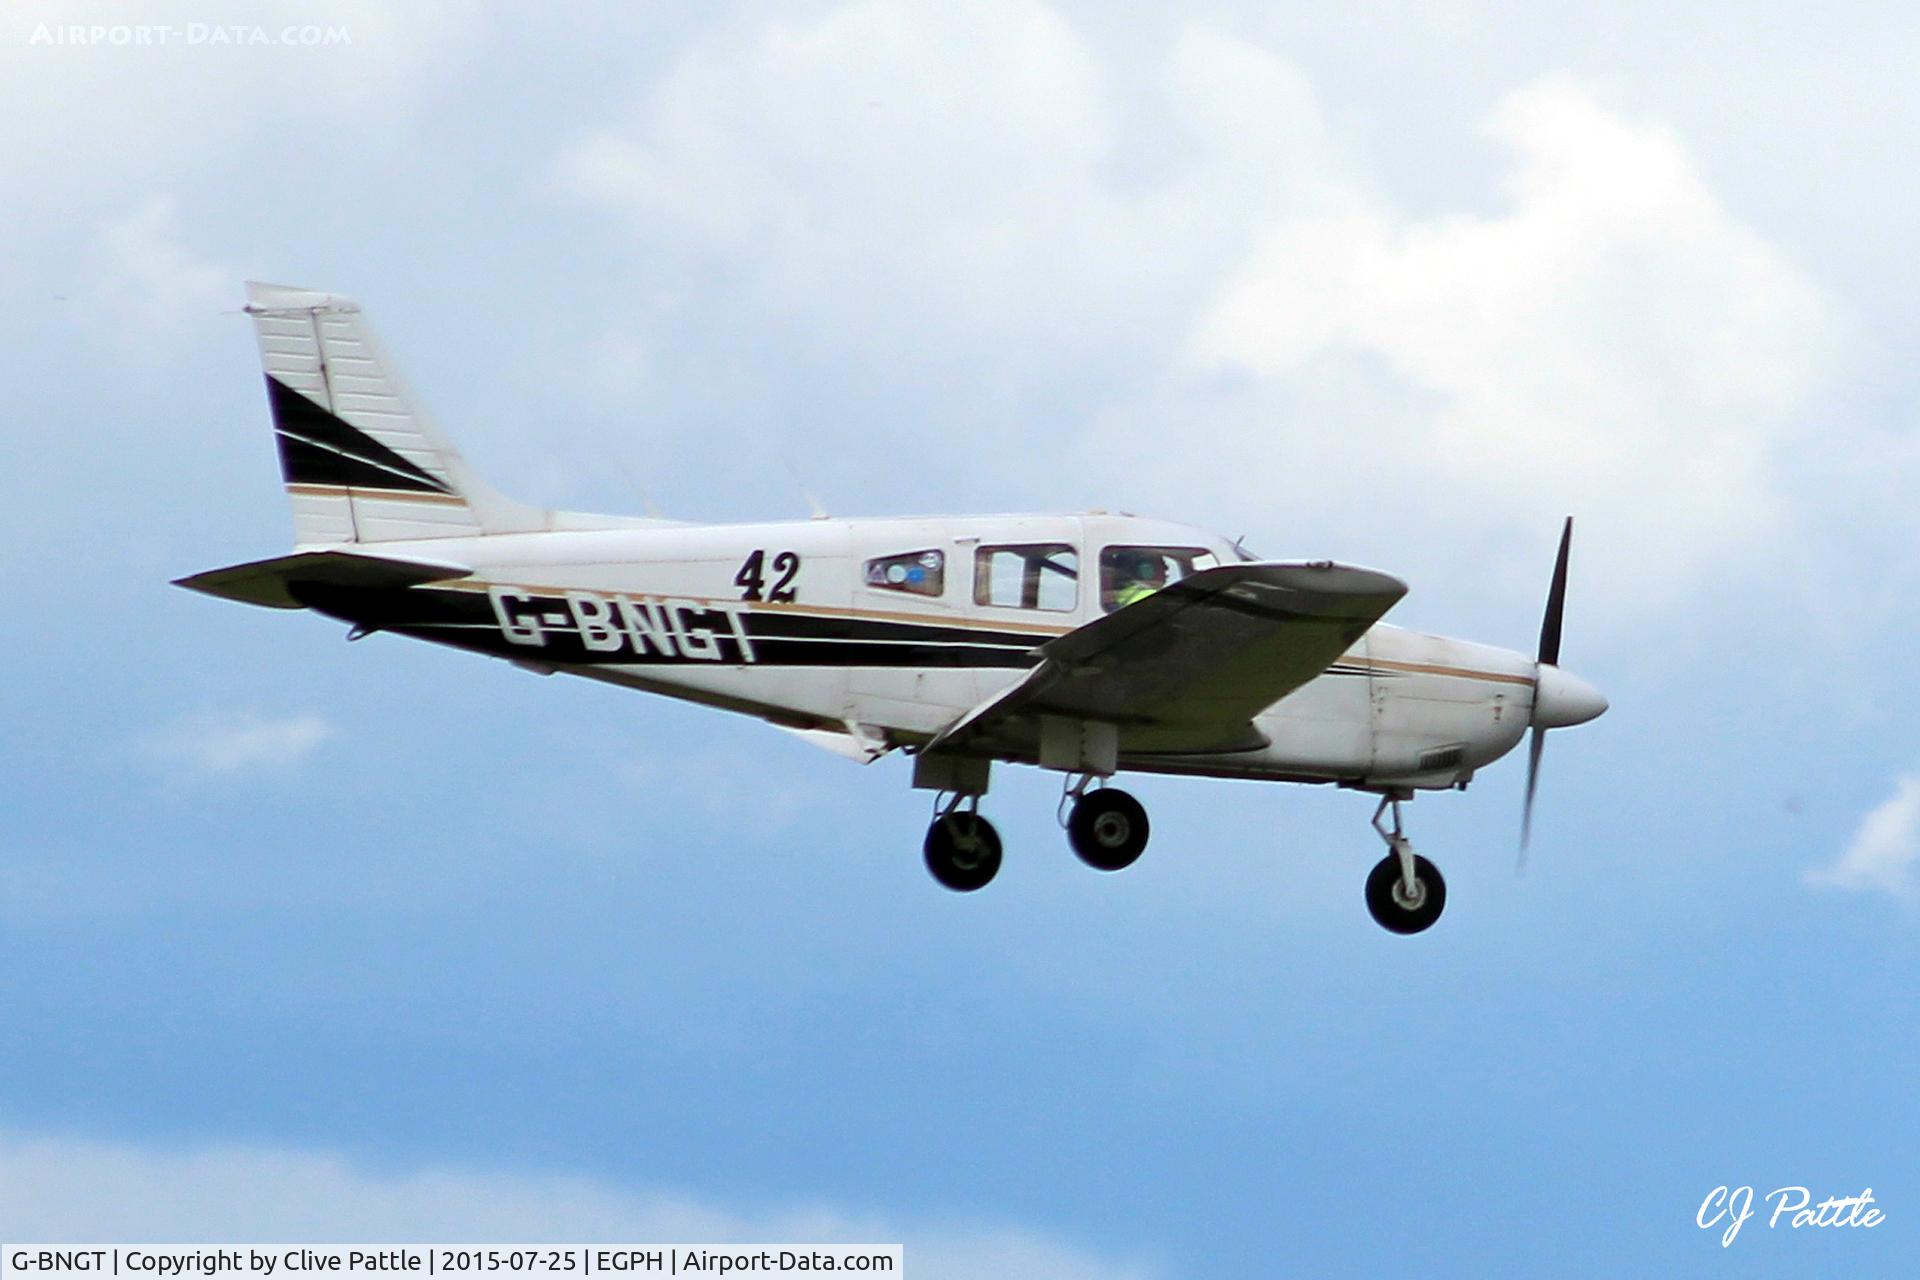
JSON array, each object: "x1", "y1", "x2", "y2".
[{"x1": 488, "y1": 586, "x2": 756, "y2": 663}]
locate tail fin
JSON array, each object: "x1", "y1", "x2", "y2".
[{"x1": 244, "y1": 282, "x2": 547, "y2": 545}]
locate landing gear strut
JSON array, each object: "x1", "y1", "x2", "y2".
[
  {"x1": 1061, "y1": 776, "x2": 1150, "y2": 871},
  {"x1": 923, "y1": 793, "x2": 1002, "y2": 892},
  {"x1": 1364, "y1": 795, "x2": 1446, "y2": 934}
]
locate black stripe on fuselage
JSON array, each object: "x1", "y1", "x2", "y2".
[
  {"x1": 746, "y1": 610, "x2": 1045, "y2": 649},
  {"x1": 266, "y1": 375, "x2": 453, "y2": 495},
  {"x1": 289, "y1": 583, "x2": 1045, "y2": 669}
]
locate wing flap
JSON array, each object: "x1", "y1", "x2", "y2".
[{"x1": 173, "y1": 549, "x2": 473, "y2": 609}]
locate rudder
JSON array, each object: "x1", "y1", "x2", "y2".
[{"x1": 245, "y1": 281, "x2": 546, "y2": 544}]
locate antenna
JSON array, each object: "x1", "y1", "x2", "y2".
[
  {"x1": 783, "y1": 456, "x2": 830, "y2": 520},
  {"x1": 612, "y1": 459, "x2": 664, "y2": 520}
]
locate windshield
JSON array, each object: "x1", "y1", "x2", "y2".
[{"x1": 1099, "y1": 545, "x2": 1218, "y2": 612}]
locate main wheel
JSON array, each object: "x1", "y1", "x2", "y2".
[
  {"x1": 1364, "y1": 853, "x2": 1446, "y2": 934},
  {"x1": 1067, "y1": 788, "x2": 1150, "y2": 871},
  {"x1": 924, "y1": 812, "x2": 1003, "y2": 892}
]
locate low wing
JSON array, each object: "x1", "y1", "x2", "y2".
[
  {"x1": 173, "y1": 549, "x2": 472, "y2": 609},
  {"x1": 928, "y1": 561, "x2": 1406, "y2": 756}
]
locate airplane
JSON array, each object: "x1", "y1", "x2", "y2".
[{"x1": 177, "y1": 282, "x2": 1609, "y2": 935}]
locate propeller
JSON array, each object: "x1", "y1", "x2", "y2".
[
  {"x1": 1537, "y1": 517, "x2": 1570, "y2": 669},
  {"x1": 1519, "y1": 517, "x2": 1607, "y2": 865}
]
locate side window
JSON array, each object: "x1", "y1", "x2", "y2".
[
  {"x1": 1100, "y1": 546, "x2": 1218, "y2": 612},
  {"x1": 863, "y1": 549, "x2": 946, "y2": 597},
  {"x1": 973, "y1": 543, "x2": 1079, "y2": 611}
]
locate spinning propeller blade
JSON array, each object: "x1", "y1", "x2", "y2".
[
  {"x1": 1521, "y1": 517, "x2": 1575, "y2": 868},
  {"x1": 1519, "y1": 726, "x2": 1546, "y2": 868}
]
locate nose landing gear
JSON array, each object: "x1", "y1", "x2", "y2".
[{"x1": 1364, "y1": 795, "x2": 1446, "y2": 934}]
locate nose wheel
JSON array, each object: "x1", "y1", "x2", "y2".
[
  {"x1": 1364, "y1": 796, "x2": 1446, "y2": 934},
  {"x1": 923, "y1": 799, "x2": 1003, "y2": 892}
]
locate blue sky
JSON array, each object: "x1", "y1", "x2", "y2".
[{"x1": 3, "y1": 2, "x2": 1917, "y2": 1275}]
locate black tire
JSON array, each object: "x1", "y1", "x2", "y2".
[
  {"x1": 924, "y1": 812, "x2": 1003, "y2": 892},
  {"x1": 1364, "y1": 853, "x2": 1446, "y2": 934},
  {"x1": 1067, "y1": 788, "x2": 1150, "y2": 871}
]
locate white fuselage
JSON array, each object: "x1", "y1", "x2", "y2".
[{"x1": 316, "y1": 511, "x2": 1534, "y2": 792}]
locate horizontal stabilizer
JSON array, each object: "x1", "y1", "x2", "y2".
[{"x1": 173, "y1": 550, "x2": 472, "y2": 610}]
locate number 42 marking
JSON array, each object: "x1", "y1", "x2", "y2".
[{"x1": 735, "y1": 549, "x2": 800, "y2": 603}]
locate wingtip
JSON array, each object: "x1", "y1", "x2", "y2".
[{"x1": 1263, "y1": 561, "x2": 1408, "y2": 600}]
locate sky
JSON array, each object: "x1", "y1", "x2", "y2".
[{"x1": 2, "y1": 1, "x2": 1917, "y2": 1274}]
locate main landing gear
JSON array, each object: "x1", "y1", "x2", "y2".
[
  {"x1": 1062, "y1": 776, "x2": 1150, "y2": 871},
  {"x1": 1364, "y1": 794, "x2": 1446, "y2": 934},
  {"x1": 923, "y1": 794, "x2": 1003, "y2": 892},
  {"x1": 918, "y1": 773, "x2": 1152, "y2": 892}
]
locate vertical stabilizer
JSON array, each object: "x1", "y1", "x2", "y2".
[{"x1": 244, "y1": 281, "x2": 548, "y2": 544}]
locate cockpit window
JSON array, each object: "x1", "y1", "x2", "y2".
[
  {"x1": 863, "y1": 549, "x2": 946, "y2": 596},
  {"x1": 973, "y1": 543, "x2": 1079, "y2": 611},
  {"x1": 1100, "y1": 545, "x2": 1218, "y2": 612}
]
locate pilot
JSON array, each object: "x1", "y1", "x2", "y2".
[{"x1": 1112, "y1": 551, "x2": 1167, "y2": 609}]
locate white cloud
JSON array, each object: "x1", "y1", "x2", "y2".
[
  {"x1": 1806, "y1": 773, "x2": 1920, "y2": 899},
  {"x1": 1182, "y1": 73, "x2": 1842, "y2": 605},
  {"x1": 557, "y1": 12, "x2": 1346, "y2": 379},
  {"x1": 141, "y1": 709, "x2": 337, "y2": 777},
  {"x1": 0, "y1": 1133, "x2": 1154, "y2": 1280},
  {"x1": 0, "y1": 0, "x2": 484, "y2": 284},
  {"x1": 561, "y1": 6, "x2": 1851, "y2": 619},
  {"x1": 561, "y1": 0, "x2": 1114, "y2": 342}
]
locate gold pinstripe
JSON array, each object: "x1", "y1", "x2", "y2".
[
  {"x1": 286, "y1": 483, "x2": 469, "y2": 507},
  {"x1": 1362, "y1": 657, "x2": 1535, "y2": 687}
]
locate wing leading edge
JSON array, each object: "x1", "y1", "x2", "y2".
[{"x1": 926, "y1": 561, "x2": 1407, "y2": 758}]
